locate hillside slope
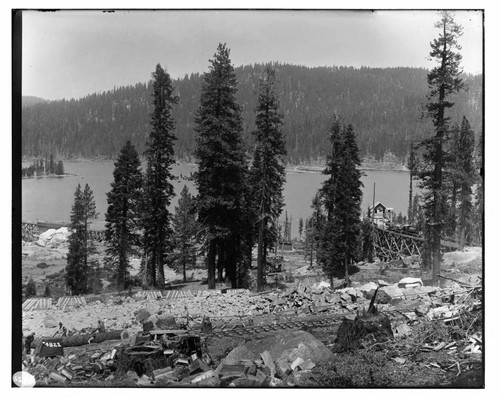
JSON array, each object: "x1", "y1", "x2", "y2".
[{"x1": 21, "y1": 64, "x2": 482, "y2": 163}]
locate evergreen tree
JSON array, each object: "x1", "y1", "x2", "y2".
[
  {"x1": 194, "y1": 43, "x2": 249, "y2": 289},
  {"x1": 43, "y1": 284, "x2": 51, "y2": 297},
  {"x1": 359, "y1": 217, "x2": 374, "y2": 263},
  {"x1": 407, "y1": 143, "x2": 419, "y2": 223},
  {"x1": 303, "y1": 217, "x2": 315, "y2": 268},
  {"x1": 309, "y1": 192, "x2": 326, "y2": 266},
  {"x1": 444, "y1": 124, "x2": 460, "y2": 239},
  {"x1": 412, "y1": 194, "x2": 425, "y2": 233},
  {"x1": 249, "y1": 67, "x2": 287, "y2": 290},
  {"x1": 66, "y1": 183, "x2": 97, "y2": 295},
  {"x1": 283, "y1": 211, "x2": 291, "y2": 242},
  {"x1": 319, "y1": 118, "x2": 363, "y2": 286},
  {"x1": 298, "y1": 217, "x2": 304, "y2": 241},
  {"x1": 418, "y1": 11, "x2": 464, "y2": 284},
  {"x1": 105, "y1": 140, "x2": 143, "y2": 289},
  {"x1": 55, "y1": 160, "x2": 64, "y2": 175},
  {"x1": 88, "y1": 259, "x2": 103, "y2": 294},
  {"x1": 172, "y1": 185, "x2": 199, "y2": 283},
  {"x1": 318, "y1": 115, "x2": 345, "y2": 283},
  {"x1": 396, "y1": 211, "x2": 404, "y2": 225},
  {"x1": 454, "y1": 117, "x2": 476, "y2": 248},
  {"x1": 472, "y1": 132, "x2": 483, "y2": 244},
  {"x1": 142, "y1": 64, "x2": 178, "y2": 288},
  {"x1": 49, "y1": 153, "x2": 54, "y2": 174}
]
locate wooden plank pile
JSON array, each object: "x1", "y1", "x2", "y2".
[
  {"x1": 162, "y1": 290, "x2": 193, "y2": 300},
  {"x1": 22, "y1": 298, "x2": 53, "y2": 311},
  {"x1": 57, "y1": 296, "x2": 87, "y2": 310},
  {"x1": 136, "y1": 290, "x2": 162, "y2": 300}
]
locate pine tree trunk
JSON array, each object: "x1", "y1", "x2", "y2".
[
  {"x1": 183, "y1": 254, "x2": 187, "y2": 283},
  {"x1": 225, "y1": 239, "x2": 237, "y2": 288},
  {"x1": 309, "y1": 241, "x2": 313, "y2": 268},
  {"x1": 157, "y1": 250, "x2": 165, "y2": 288},
  {"x1": 217, "y1": 244, "x2": 224, "y2": 283},
  {"x1": 257, "y1": 216, "x2": 265, "y2": 291},
  {"x1": 207, "y1": 239, "x2": 217, "y2": 289},
  {"x1": 344, "y1": 257, "x2": 349, "y2": 287},
  {"x1": 149, "y1": 252, "x2": 156, "y2": 288},
  {"x1": 460, "y1": 228, "x2": 466, "y2": 251},
  {"x1": 408, "y1": 171, "x2": 413, "y2": 224},
  {"x1": 84, "y1": 220, "x2": 88, "y2": 294}
]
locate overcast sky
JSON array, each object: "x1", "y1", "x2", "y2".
[{"x1": 21, "y1": 9, "x2": 483, "y2": 101}]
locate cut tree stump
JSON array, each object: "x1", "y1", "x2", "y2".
[{"x1": 333, "y1": 288, "x2": 394, "y2": 352}]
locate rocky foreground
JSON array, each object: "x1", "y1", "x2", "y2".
[
  {"x1": 21, "y1": 269, "x2": 482, "y2": 387},
  {"x1": 20, "y1": 233, "x2": 483, "y2": 387}
]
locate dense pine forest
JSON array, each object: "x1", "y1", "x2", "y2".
[{"x1": 21, "y1": 63, "x2": 482, "y2": 164}]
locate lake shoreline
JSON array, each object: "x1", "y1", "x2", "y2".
[
  {"x1": 21, "y1": 173, "x2": 76, "y2": 180},
  {"x1": 23, "y1": 157, "x2": 409, "y2": 173}
]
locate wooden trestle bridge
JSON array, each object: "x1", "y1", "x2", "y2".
[{"x1": 373, "y1": 226, "x2": 460, "y2": 262}]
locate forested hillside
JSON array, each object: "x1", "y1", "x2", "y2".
[
  {"x1": 22, "y1": 96, "x2": 47, "y2": 107},
  {"x1": 21, "y1": 64, "x2": 482, "y2": 163}
]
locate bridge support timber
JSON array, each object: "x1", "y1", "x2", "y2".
[{"x1": 373, "y1": 227, "x2": 460, "y2": 262}]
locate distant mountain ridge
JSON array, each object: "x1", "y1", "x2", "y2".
[
  {"x1": 22, "y1": 96, "x2": 47, "y2": 107},
  {"x1": 21, "y1": 63, "x2": 482, "y2": 163}
]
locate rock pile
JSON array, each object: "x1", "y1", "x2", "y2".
[
  {"x1": 36, "y1": 228, "x2": 71, "y2": 248},
  {"x1": 22, "y1": 328, "x2": 334, "y2": 387}
]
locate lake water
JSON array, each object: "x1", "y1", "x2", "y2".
[{"x1": 22, "y1": 160, "x2": 416, "y2": 237}]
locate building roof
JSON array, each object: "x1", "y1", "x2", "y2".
[{"x1": 369, "y1": 201, "x2": 386, "y2": 211}]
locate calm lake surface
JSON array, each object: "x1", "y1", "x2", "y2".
[{"x1": 22, "y1": 160, "x2": 416, "y2": 237}]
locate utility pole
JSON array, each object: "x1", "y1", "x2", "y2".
[{"x1": 372, "y1": 182, "x2": 376, "y2": 225}]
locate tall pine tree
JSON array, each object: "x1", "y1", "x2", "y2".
[
  {"x1": 172, "y1": 185, "x2": 199, "y2": 283},
  {"x1": 407, "y1": 143, "x2": 419, "y2": 224},
  {"x1": 66, "y1": 183, "x2": 97, "y2": 295},
  {"x1": 454, "y1": 117, "x2": 476, "y2": 248},
  {"x1": 249, "y1": 67, "x2": 287, "y2": 290},
  {"x1": 308, "y1": 192, "x2": 325, "y2": 267},
  {"x1": 418, "y1": 11, "x2": 464, "y2": 284},
  {"x1": 472, "y1": 131, "x2": 483, "y2": 245},
  {"x1": 319, "y1": 118, "x2": 363, "y2": 286},
  {"x1": 194, "y1": 43, "x2": 249, "y2": 289},
  {"x1": 142, "y1": 64, "x2": 177, "y2": 288},
  {"x1": 105, "y1": 140, "x2": 143, "y2": 289}
]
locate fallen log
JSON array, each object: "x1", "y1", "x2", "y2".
[{"x1": 61, "y1": 330, "x2": 123, "y2": 347}]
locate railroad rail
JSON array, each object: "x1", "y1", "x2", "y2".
[{"x1": 373, "y1": 226, "x2": 460, "y2": 262}]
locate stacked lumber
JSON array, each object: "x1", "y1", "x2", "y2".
[
  {"x1": 57, "y1": 296, "x2": 87, "y2": 309},
  {"x1": 23, "y1": 298, "x2": 53, "y2": 311}
]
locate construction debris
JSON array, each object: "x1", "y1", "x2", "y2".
[{"x1": 21, "y1": 255, "x2": 483, "y2": 387}]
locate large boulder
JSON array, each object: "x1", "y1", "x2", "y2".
[
  {"x1": 43, "y1": 315, "x2": 58, "y2": 328},
  {"x1": 380, "y1": 285, "x2": 404, "y2": 300},
  {"x1": 398, "y1": 277, "x2": 423, "y2": 289},
  {"x1": 48, "y1": 228, "x2": 71, "y2": 247},
  {"x1": 36, "y1": 229, "x2": 57, "y2": 247},
  {"x1": 360, "y1": 282, "x2": 378, "y2": 296},
  {"x1": 36, "y1": 228, "x2": 71, "y2": 248}
]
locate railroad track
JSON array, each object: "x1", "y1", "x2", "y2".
[
  {"x1": 206, "y1": 317, "x2": 340, "y2": 339},
  {"x1": 201, "y1": 307, "x2": 412, "y2": 339}
]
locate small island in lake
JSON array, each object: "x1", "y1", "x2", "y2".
[{"x1": 22, "y1": 155, "x2": 67, "y2": 178}]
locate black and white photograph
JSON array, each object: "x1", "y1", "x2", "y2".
[{"x1": 13, "y1": 6, "x2": 486, "y2": 389}]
